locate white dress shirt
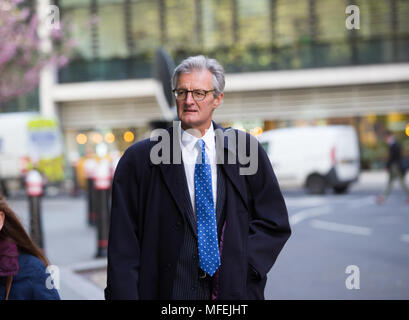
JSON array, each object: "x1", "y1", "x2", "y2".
[{"x1": 179, "y1": 122, "x2": 217, "y2": 214}]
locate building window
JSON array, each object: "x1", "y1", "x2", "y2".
[
  {"x1": 275, "y1": 0, "x2": 309, "y2": 46},
  {"x1": 98, "y1": 3, "x2": 128, "y2": 59},
  {"x1": 358, "y1": 0, "x2": 391, "y2": 38},
  {"x1": 237, "y1": 0, "x2": 270, "y2": 46},
  {"x1": 129, "y1": 0, "x2": 161, "y2": 55},
  {"x1": 165, "y1": 0, "x2": 196, "y2": 50},
  {"x1": 202, "y1": 0, "x2": 235, "y2": 49}
]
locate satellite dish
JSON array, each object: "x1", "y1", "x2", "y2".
[{"x1": 153, "y1": 48, "x2": 176, "y2": 120}]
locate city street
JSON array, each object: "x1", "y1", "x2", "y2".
[
  {"x1": 5, "y1": 171, "x2": 409, "y2": 300},
  {"x1": 266, "y1": 187, "x2": 409, "y2": 300}
]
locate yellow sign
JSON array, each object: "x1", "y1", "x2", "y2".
[{"x1": 27, "y1": 117, "x2": 65, "y2": 183}]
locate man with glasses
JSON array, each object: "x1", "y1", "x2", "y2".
[{"x1": 105, "y1": 55, "x2": 291, "y2": 300}]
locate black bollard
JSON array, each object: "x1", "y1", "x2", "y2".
[
  {"x1": 70, "y1": 163, "x2": 80, "y2": 197},
  {"x1": 25, "y1": 170, "x2": 44, "y2": 250},
  {"x1": 94, "y1": 160, "x2": 111, "y2": 258},
  {"x1": 68, "y1": 153, "x2": 80, "y2": 198},
  {"x1": 29, "y1": 196, "x2": 44, "y2": 249},
  {"x1": 84, "y1": 158, "x2": 97, "y2": 226},
  {"x1": 86, "y1": 177, "x2": 97, "y2": 226}
]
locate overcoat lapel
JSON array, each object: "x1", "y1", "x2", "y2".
[
  {"x1": 157, "y1": 126, "x2": 198, "y2": 238},
  {"x1": 214, "y1": 122, "x2": 249, "y2": 212}
]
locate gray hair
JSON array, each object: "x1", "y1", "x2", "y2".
[{"x1": 172, "y1": 55, "x2": 225, "y2": 97}]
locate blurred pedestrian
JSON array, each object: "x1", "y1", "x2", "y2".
[
  {"x1": 0, "y1": 178, "x2": 8, "y2": 198},
  {"x1": 0, "y1": 196, "x2": 60, "y2": 300},
  {"x1": 105, "y1": 55, "x2": 291, "y2": 300},
  {"x1": 376, "y1": 131, "x2": 409, "y2": 204}
]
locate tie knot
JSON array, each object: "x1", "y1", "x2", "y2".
[
  {"x1": 197, "y1": 139, "x2": 205, "y2": 150},
  {"x1": 196, "y1": 139, "x2": 206, "y2": 164}
]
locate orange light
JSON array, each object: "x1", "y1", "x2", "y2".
[
  {"x1": 251, "y1": 127, "x2": 263, "y2": 136},
  {"x1": 406, "y1": 123, "x2": 409, "y2": 137},
  {"x1": 91, "y1": 132, "x2": 103, "y2": 144},
  {"x1": 123, "y1": 131, "x2": 134, "y2": 143},
  {"x1": 76, "y1": 133, "x2": 87, "y2": 145},
  {"x1": 388, "y1": 113, "x2": 402, "y2": 122},
  {"x1": 105, "y1": 132, "x2": 115, "y2": 144}
]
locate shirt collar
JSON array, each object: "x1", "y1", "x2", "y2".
[{"x1": 180, "y1": 122, "x2": 215, "y2": 152}]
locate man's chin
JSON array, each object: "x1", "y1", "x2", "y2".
[
  {"x1": 181, "y1": 118, "x2": 210, "y2": 133},
  {"x1": 180, "y1": 116, "x2": 200, "y2": 128}
]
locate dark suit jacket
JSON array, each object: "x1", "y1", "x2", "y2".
[{"x1": 105, "y1": 122, "x2": 291, "y2": 300}]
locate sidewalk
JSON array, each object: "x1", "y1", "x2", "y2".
[
  {"x1": 350, "y1": 169, "x2": 388, "y2": 191},
  {"x1": 59, "y1": 259, "x2": 106, "y2": 300},
  {"x1": 351, "y1": 169, "x2": 409, "y2": 192},
  {"x1": 6, "y1": 170, "x2": 407, "y2": 300},
  {"x1": 7, "y1": 193, "x2": 107, "y2": 300}
]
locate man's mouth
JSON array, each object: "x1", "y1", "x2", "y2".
[{"x1": 184, "y1": 109, "x2": 198, "y2": 113}]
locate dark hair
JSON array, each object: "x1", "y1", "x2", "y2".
[{"x1": 0, "y1": 196, "x2": 49, "y2": 266}]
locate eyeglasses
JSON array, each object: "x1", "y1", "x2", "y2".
[{"x1": 172, "y1": 89, "x2": 215, "y2": 101}]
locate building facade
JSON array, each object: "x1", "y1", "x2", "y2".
[{"x1": 3, "y1": 0, "x2": 409, "y2": 170}]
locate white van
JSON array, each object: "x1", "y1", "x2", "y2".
[
  {"x1": 0, "y1": 112, "x2": 64, "y2": 196},
  {"x1": 258, "y1": 125, "x2": 360, "y2": 194}
]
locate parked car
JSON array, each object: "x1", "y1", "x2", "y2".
[{"x1": 258, "y1": 125, "x2": 360, "y2": 194}]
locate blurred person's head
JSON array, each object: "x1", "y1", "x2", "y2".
[
  {"x1": 0, "y1": 196, "x2": 48, "y2": 266},
  {"x1": 172, "y1": 55, "x2": 225, "y2": 135},
  {"x1": 385, "y1": 131, "x2": 396, "y2": 145}
]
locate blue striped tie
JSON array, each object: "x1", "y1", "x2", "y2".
[{"x1": 194, "y1": 139, "x2": 220, "y2": 276}]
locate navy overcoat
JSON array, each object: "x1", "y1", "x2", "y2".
[{"x1": 105, "y1": 123, "x2": 291, "y2": 299}]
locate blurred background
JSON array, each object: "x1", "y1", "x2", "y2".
[{"x1": 0, "y1": 0, "x2": 408, "y2": 300}]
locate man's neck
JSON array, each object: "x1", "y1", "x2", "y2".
[{"x1": 181, "y1": 122, "x2": 213, "y2": 138}]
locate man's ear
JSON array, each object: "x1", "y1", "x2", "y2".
[
  {"x1": 0, "y1": 211, "x2": 5, "y2": 231},
  {"x1": 213, "y1": 92, "x2": 224, "y2": 110}
]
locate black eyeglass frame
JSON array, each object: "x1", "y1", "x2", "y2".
[{"x1": 172, "y1": 89, "x2": 216, "y2": 101}]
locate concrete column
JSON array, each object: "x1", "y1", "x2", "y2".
[{"x1": 37, "y1": 0, "x2": 57, "y2": 118}]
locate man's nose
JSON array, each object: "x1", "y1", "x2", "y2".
[{"x1": 185, "y1": 91, "x2": 195, "y2": 104}]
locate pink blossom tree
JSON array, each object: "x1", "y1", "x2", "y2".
[{"x1": 0, "y1": 0, "x2": 75, "y2": 106}]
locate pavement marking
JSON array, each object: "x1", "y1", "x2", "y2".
[
  {"x1": 309, "y1": 219, "x2": 372, "y2": 236},
  {"x1": 400, "y1": 234, "x2": 409, "y2": 243},
  {"x1": 289, "y1": 206, "x2": 331, "y2": 225},
  {"x1": 288, "y1": 195, "x2": 376, "y2": 227},
  {"x1": 346, "y1": 196, "x2": 375, "y2": 208},
  {"x1": 284, "y1": 197, "x2": 329, "y2": 208}
]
